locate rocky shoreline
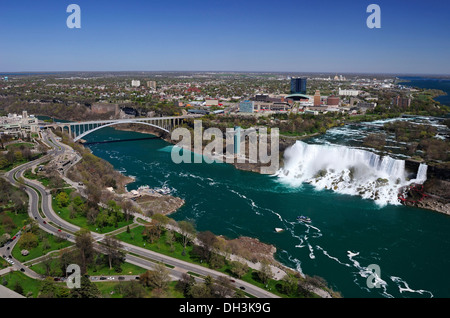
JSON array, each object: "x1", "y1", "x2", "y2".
[{"x1": 402, "y1": 159, "x2": 450, "y2": 215}]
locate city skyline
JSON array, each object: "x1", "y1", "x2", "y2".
[{"x1": 1, "y1": 0, "x2": 449, "y2": 75}]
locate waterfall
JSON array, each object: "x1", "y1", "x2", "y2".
[
  {"x1": 414, "y1": 163, "x2": 428, "y2": 184},
  {"x1": 277, "y1": 141, "x2": 427, "y2": 206}
]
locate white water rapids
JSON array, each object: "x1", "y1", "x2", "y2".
[{"x1": 277, "y1": 141, "x2": 428, "y2": 206}]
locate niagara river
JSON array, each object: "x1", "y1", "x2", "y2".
[{"x1": 82, "y1": 116, "x2": 450, "y2": 298}]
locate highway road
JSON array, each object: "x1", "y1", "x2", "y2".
[{"x1": 2, "y1": 130, "x2": 279, "y2": 298}]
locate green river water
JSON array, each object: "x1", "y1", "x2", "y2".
[{"x1": 80, "y1": 118, "x2": 450, "y2": 298}]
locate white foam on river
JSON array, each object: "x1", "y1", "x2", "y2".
[{"x1": 277, "y1": 141, "x2": 428, "y2": 206}]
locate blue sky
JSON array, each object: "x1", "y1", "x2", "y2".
[{"x1": 0, "y1": 0, "x2": 449, "y2": 74}]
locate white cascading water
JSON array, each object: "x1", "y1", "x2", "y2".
[{"x1": 277, "y1": 141, "x2": 428, "y2": 206}]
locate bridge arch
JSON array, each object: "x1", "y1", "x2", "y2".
[{"x1": 73, "y1": 121, "x2": 170, "y2": 142}]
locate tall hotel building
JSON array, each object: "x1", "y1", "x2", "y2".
[{"x1": 290, "y1": 78, "x2": 307, "y2": 94}]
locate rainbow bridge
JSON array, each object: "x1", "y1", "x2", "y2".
[{"x1": 44, "y1": 115, "x2": 201, "y2": 142}]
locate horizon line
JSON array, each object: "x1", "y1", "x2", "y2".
[{"x1": 1, "y1": 70, "x2": 450, "y2": 77}]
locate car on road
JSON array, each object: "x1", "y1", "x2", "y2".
[
  {"x1": 99, "y1": 277, "x2": 106, "y2": 280},
  {"x1": 239, "y1": 286, "x2": 246, "y2": 290},
  {"x1": 20, "y1": 268, "x2": 25, "y2": 272},
  {"x1": 43, "y1": 221, "x2": 47, "y2": 224},
  {"x1": 118, "y1": 276, "x2": 125, "y2": 281}
]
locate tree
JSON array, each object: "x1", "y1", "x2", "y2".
[
  {"x1": 69, "y1": 276, "x2": 101, "y2": 298},
  {"x1": 210, "y1": 276, "x2": 235, "y2": 298},
  {"x1": 142, "y1": 220, "x2": 162, "y2": 244},
  {"x1": 151, "y1": 213, "x2": 170, "y2": 227},
  {"x1": 178, "y1": 220, "x2": 196, "y2": 256},
  {"x1": 118, "y1": 280, "x2": 146, "y2": 298},
  {"x1": 197, "y1": 231, "x2": 218, "y2": 263},
  {"x1": 189, "y1": 283, "x2": 212, "y2": 298},
  {"x1": 165, "y1": 230, "x2": 175, "y2": 251},
  {"x1": 176, "y1": 273, "x2": 195, "y2": 297},
  {"x1": 257, "y1": 260, "x2": 273, "y2": 285},
  {"x1": 140, "y1": 262, "x2": 171, "y2": 290},
  {"x1": 230, "y1": 261, "x2": 249, "y2": 279},
  {"x1": 281, "y1": 274, "x2": 298, "y2": 296},
  {"x1": 18, "y1": 232, "x2": 39, "y2": 250},
  {"x1": 38, "y1": 277, "x2": 58, "y2": 298},
  {"x1": 1, "y1": 215, "x2": 16, "y2": 232},
  {"x1": 10, "y1": 192, "x2": 27, "y2": 214},
  {"x1": 55, "y1": 191, "x2": 70, "y2": 208},
  {"x1": 75, "y1": 229, "x2": 95, "y2": 274},
  {"x1": 59, "y1": 248, "x2": 76, "y2": 276},
  {"x1": 72, "y1": 196, "x2": 85, "y2": 214},
  {"x1": 13, "y1": 281, "x2": 24, "y2": 295},
  {"x1": 209, "y1": 253, "x2": 225, "y2": 269},
  {"x1": 103, "y1": 236, "x2": 124, "y2": 271},
  {"x1": 120, "y1": 199, "x2": 134, "y2": 222},
  {"x1": 41, "y1": 255, "x2": 53, "y2": 277}
]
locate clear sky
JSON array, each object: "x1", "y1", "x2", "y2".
[{"x1": 0, "y1": 0, "x2": 449, "y2": 74}]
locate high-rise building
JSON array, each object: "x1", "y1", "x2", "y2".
[
  {"x1": 290, "y1": 78, "x2": 307, "y2": 94},
  {"x1": 392, "y1": 96, "x2": 411, "y2": 108},
  {"x1": 131, "y1": 80, "x2": 140, "y2": 87},
  {"x1": 314, "y1": 90, "x2": 321, "y2": 106},
  {"x1": 146, "y1": 81, "x2": 156, "y2": 89}
]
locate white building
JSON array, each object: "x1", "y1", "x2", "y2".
[
  {"x1": 131, "y1": 80, "x2": 141, "y2": 87},
  {"x1": 339, "y1": 88, "x2": 360, "y2": 96},
  {"x1": 0, "y1": 112, "x2": 39, "y2": 133}
]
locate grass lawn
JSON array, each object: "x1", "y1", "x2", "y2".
[
  {"x1": 23, "y1": 169, "x2": 50, "y2": 187},
  {"x1": 5, "y1": 142, "x2": 35, "y2": 151},
  {"x1": 95, "y1": 280, "x2": 184, "y2": 298},
  {"x1": 0, "y1": 271, "x2": 42, "y2": 298},
  {"x1": 52, "y1": 189, "x2": 134, "y2": 234},
  {"x1": 115, "y1": 226, "x2": 196, "y2": 264},
  {"x1": 86, "y1": 261, "x2": 147, "y2": 277},
  {"x1": 0, "y1": 211, "x2": 31, "y2": 237},
  {"x1": 0, "y1": 257, "x2": 10, "y2": 269},
  {"x1": 95, "y1": 281, "x2": 123, "y2": 298},
  {"x1": 30, "y1": 257, "x2": 147, "y2": 278},
  {"x1": 12, "y1": 232, "x2": 73, "y2": 263}
]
